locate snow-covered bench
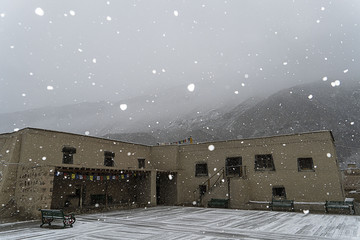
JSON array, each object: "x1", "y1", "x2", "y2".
[
  {"x1": 325, "y1": 201, "x2": 354, "y2": 215},
  {"x1": 208, "y1": 198, "x2": 229, "y2": 208},
  {"x1": 270, "y1": 199, "x2": 294, "y2": 211},
  {"x1": 39, "y1": 209, "x2": 76, "y2": 228}
]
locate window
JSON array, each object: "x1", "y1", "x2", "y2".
[
  {"x1": 90, "y1": 194, "x2": 113, "y2": 205},
  {"x1": 104, "y1": 151, "x2": 115, "y2": 167},
  {"x1": 255, "y1": 154, "x2": 275, "y2": 171},
  {"x1": 138, "y1": 158, "x2": 145, "y2": 169},
  {"x1": 195, "y1": 163, "x2": 208, "y2": 177},
  {"x1": 62, "y1": 146, "x2": 76, "y2": 164},
  {"x1": 226, "y1": 157, "x2": 242, "y2": 176},
  {"x1": 298, "y1": 158, "x2": 314, "y2": 171},
  {"x1": 272, "y1": 186, "x2": 286, "y2": 199}
]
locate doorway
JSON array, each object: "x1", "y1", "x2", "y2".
[{"x1": 156, "y1": 172, "x2": 177, "y2": 205}]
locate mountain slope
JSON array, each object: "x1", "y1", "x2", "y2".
[{"x1": 111, "y1": 80, "x2": 359, "y2": 167}]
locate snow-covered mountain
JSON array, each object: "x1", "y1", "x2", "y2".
[
  {"x1": 1, "y1": 80, "x2": 359, "y2": 167},
  {"x1": 0, "y1": 82, "x2": 242, "y2": 136},
  {"x1": 107, "y1": 80, "x2": 360, "y2": 168}
]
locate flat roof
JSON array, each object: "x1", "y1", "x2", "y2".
[{"x1": 1, "y1": 127, "x2": 334, "y2": 148}]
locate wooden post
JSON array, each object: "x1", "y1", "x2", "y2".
[
  {"x1": 227, "y1": 177, "x2": 231, "y2": 203},
  {"x1": 80, "y1": 185, "x2": 83, "y2": 209},
  {"x1": 105, "y1": 182, "x2": 108, "y2": 209}
]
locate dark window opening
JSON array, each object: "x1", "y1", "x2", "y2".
[
  {"x1": 272, "y1": 186, "x2": 286, "y2": 199},
  {"x1": 90, "y1": 194, "x2": 113, "y2": 205},
  {"x1": 255, "y1": 154, "x2": 275, "y2": 171},
  {"x1": 138, "y1": 159, "x2": 145, "y2": 169},
  {"x1": 62, "y1": 146, "x2": 76, "y2": 164},
  {"x1": 226, "y1": 157, "x2": 242, "y2": 176},
  {"x1": 195, "y1": 163, "x2": 208, "y2": 177},
  {"x1": 104, "y1": 151, "x2": 115, "y2": 167},
  {"x1": 298, "y1": 158, "x2": 314, "y2": 171},
  {"x1": 199, "y1": 185, "x2": 207, "y2": 195}
]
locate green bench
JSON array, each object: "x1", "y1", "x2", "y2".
[
  {"x1": 325, "y1": 201, "x2": 354, "y2": 215},
  {"x1": 270, "y1": 199, "x2": 294, "y2": 211},
  {"x1": 39, "y1": 209, "x2": 76, "y2": 228},
  {"x1": 208, "y1": 198, "x2": 229, "y2": 208}
]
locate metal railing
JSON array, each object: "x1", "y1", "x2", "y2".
[{"x1": 193, "y1": 166, "x2": 247, "y2": 205}]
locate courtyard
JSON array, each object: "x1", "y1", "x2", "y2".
[{"x1": 1, "y1": 206, "x2": 360, "y2": 239}]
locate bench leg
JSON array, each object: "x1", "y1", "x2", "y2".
[
  {"x1": 40, "y1": 218, "x2": 53, "y2": 227},
  {"x1": 350, "y1": 207, "x2": 355, "y2": 215}
]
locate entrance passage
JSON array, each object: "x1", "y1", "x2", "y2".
[{"x1": 156, "y1": 172, "x2": 177, "y2": 205}]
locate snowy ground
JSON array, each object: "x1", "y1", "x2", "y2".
[{"x1": 1, "y1": 206, "x2": 360, "y2": 240}]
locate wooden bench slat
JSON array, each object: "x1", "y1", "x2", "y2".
[
  {"x1": 325, "y1": 201, "x2": 354, "y2": 214},
  {"x1": 208, "y1": 199, "x2": 229, "y2": 208},
  {"x1": 270, "y1": 199, "x2": 294, "y2": 211}
]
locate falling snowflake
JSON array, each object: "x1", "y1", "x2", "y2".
[
  {"x1": 42, "y1": 156, "x2": 47, "y2": 161},
  {"x1": 168, "y1": 174, "x2": 173, "y2": 180},
  {"x1": 0, "y1": 13, "x2": 5, "y2": 18},
  {"x1": 69, "y1": 10, "x2": 75, "y2": 16},
  {"x1": 106, "y1": 16, "x2": 112, "y2": 21},
  {"x1": 327, "y1": 153, "x2": 332, "y2": 158},
  {"x1": 152, "y1": 69, "x2": 157, "y2": 74},
  {"x1": 14, "y1": 128, "x2": 20, "y2": 132},
  {"x1": 120, "y1": 104, "x2": 127, "y2": 111},
  {"x1": 47, "y1": 86, "x2": 54, "y2": 90},
  {"x1": 331, "y1": 80, "x2": 340, "y2": 87},
  {"x1": 322, "y1": 76, "x2": 328, "y2": 81},
  {"x1": 343, "y1": 69, "x2": 349, "y2": 73},
  {"x1": 92, "y1": 58, "x2": 97, "y2": 63},
  {"x1": 35, "y1": 8, "x2": 44, "y2": 16},
  {"x1": 283, "y1": 62, "x2": 288, "y2": 66},
  {"x1": 308, "y1": 95, "x2": 313, "y2": 99},
  {"x1": 244, "y1": 74, "x2": 249, "y2": 78},
  {"x1": 187, "y1": 83, "x2": 195, "y2": 92},
  {"x1": 85, "y1": 131, "x2": 90, "y2": 135},
  {"x1": 208, "y1": 145, "x2": 215, "y2": 151},
  {"x1": 173, "y1": 10, "x2": 179, "y2": 17},
  {"x1": 234, "y1": 91, "x2": 239, "y2": 94}
]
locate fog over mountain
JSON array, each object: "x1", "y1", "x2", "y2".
[
  {"x1": 1, "y1": 1, "x2": 360, "y2": 168},
  {"x1": 1, "y1": 80, "x2": 359, "y2": 168},
  {"x1": 1, "y1": 1, "x2": 359, "y2": 113},
  {"x1": 106, "y1": 80, "x2": 360, "y2": 168}
]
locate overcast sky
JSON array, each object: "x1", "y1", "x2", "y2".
[{"x1": 0, "y1": 0, "x2": 359, "y2": 113}]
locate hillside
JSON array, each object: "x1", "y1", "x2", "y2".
[
  {"x1": 110, "y1": 80, "x2": 360, "y2": 168},
  {"x1": 0, "y1": 80, "x2": 359, "y2": 167}
]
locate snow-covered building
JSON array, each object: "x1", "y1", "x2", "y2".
[{"x1": 0, "y1": 128, "x2": 345, "y2": 220}]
